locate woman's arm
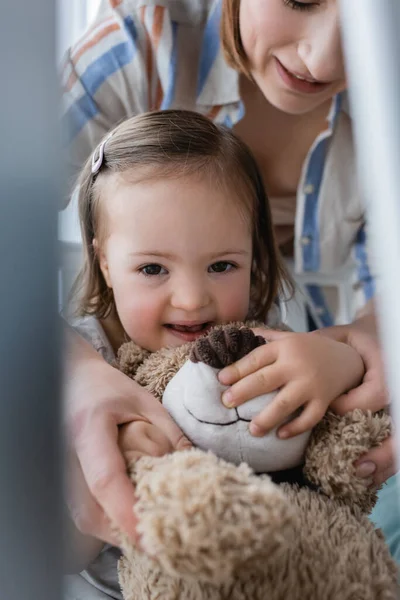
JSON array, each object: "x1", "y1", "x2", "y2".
[
  {"x1": 63, "y1": 324, "x2": 192, "y2": 547},
  {"x1": 316, "y1": 306, "x2": 386, "y2": 413}
]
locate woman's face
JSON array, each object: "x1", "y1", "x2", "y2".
[{"x1": 239, "y1": 0, "x2": 346, "y2": 114}]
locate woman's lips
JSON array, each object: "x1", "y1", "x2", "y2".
[{"x1": 274, "y1": 57, "x2": 331, "y2": 95}]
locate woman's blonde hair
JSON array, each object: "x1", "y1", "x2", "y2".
[
  {"x1": 221, "y1": 0, "x2": 250, "y2": 76},
  {"x1": 73, "y1": 109, "x2": 292, "y2": 322}
]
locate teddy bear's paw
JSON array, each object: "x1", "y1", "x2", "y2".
[
  {"x1": 304, "y1": 409, "x2": 392, "y2": 513},
  {"x1": 190, "y1": 326, "x2": 266, "y2": 369},
  {"x1": 127, "y1": 449, "x2": 297, "y2": 585}
]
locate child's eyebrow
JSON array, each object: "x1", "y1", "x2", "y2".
[
  {"x1": 128, "y1": 251, "x2": 175, "y2": 259},
  {"x1": 129, "y1": 250, "x2": 250, "y2": 259},
  {"x1": 208, "y1": 250, "x2": 250, "y2": 259}
]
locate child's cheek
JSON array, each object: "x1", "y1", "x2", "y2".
[
  {"x1": 220, "y1": 285, "x2": 250, "y2": 323},
  {"x1": 119, "y1": 292, "x2": 162, "y2": 341}
]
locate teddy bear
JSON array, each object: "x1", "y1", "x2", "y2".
[{"x1": 115, "y1": 322, "x2": 398, "y2": 600}]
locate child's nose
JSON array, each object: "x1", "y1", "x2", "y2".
[{"x1": 170, "y1": 277, "x2": 210, "y2": 312}]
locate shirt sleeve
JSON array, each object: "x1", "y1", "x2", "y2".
[
  {"x1": 67, "y1": 315, "x2": 116, "y2": 365},
  {"x1": 61, "y1": 6, "x2": 150, "y2": 182}
]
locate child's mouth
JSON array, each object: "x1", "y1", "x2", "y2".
[{"x1": 165, "y1": 322, "x2": 213, "y2": 341}]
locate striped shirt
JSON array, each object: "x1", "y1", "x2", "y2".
[{"x1": 62, "y1": 0, "x2": 375, "y2": 326}]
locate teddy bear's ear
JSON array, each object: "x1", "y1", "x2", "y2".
[
  {"x1": 117, "y1": 342, "x2": 151, "y2": 379},
  {"x1": 190, "y1": 325, "x2": 266, "y2": 369},
  {"x1": 134, "y1": 343, "x2": 193, "y2": 401}
]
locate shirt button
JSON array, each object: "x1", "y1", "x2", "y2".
[
  {"x1": 315, "y1": 306, "x2": 325, "y2": 316},
  {"x1": 301, "y1": 235, "x2": 312, "y2": 246},
  {"x1": 304, "y1": 183, "x2": 315, "y2": 194}
]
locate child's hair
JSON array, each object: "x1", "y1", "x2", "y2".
[{"x1": 73, "y1": 109, "x2": 293, "y2": 322}]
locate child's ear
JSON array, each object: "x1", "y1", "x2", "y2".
[{"x1": 93, "y1": 238, "x2": 112, "y2": 288}]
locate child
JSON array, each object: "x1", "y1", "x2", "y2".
[{"x1": 65, "y1": 109, "x2": 364, "y2": 599}]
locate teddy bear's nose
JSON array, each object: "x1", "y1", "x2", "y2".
[{"x1": 190, "y1": 326, "x2": 265, "y2": 368}]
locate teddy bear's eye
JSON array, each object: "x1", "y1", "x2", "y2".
[
  {"x1": 209, "y1": 261, "x2": 234, "y2": 273},
  {"x1": 141, "y1": 264, "x2": 167, "y2": 276}
]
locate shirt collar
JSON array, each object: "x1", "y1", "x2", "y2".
[{"x1": 327, "y1": 92, "x2": 344, "y2": 130}]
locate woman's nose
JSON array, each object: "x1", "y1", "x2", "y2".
[{"x1": 297, "y1": 7, "x2": 345, "y2": 84}]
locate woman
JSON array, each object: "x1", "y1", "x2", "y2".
[{"x1": 62, "y1": 0, "x2": 396, "y2": 559}]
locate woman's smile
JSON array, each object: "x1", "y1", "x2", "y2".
[{"x1": 274, "y1": 57, "x2": 332, "y2": 95}]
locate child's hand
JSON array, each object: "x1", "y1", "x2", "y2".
[
  {"x1": 119, "y1": 420, "x2": 176, "y2": 465},
  {"x1": 218, "y1": 329, "x2": 365, "y2": 439}
]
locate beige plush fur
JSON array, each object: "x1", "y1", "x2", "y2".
[
  {"x1": 115, "y1": 324, "x2": 398, "y2": 600},
  {"x1": 304, "y1": 409, "x2": 392, "y2": 513},
  {"x1": 118, "y1": 451, "x2": 397, "y2": 600}
]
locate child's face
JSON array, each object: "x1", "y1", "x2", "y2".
[
  {"x1": 97, "y1": 173, "x2": 253, "y2": 352},
  {"x1": 239, "y1": 0, "x2": 346, "y2": 115}
]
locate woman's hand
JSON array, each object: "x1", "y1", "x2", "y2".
[
  {"x1": 64, "y1": 328, "x2": 192, "y2": 548},
  {"x1": 218, "y1": 329, "x2": 365, "y2": 439},
  {"x1": 319, "y1": 313, "x2": 396, "y2": 485},
  {"x1": 319, "y1": 313, "x2": 388, "y2": 412}
]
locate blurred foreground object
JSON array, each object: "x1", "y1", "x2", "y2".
[
  {"x1": 0, "y1": 0, "x2": 62, "y2": 598},
  {"x1": 339, "y1": 0, "x2": 400, "y2": 473}
]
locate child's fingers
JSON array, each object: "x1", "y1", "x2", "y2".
[
  {"x1": 252, "y1": 328, "x2": 293, "y2": 343},
  {"x1": 221, "y1": 364, "x2": 283, "y2": 408},
  {"x1": 277, "y1": 401, "x2": 327, "y2": 439},
  {"x1": 249, "y1": 383, "x2": 306, "y2": 436},
  {"x1": 133, "y1": 385, "x2": 194, "y2": 452},
  {"x1": 119, "y1": 421, "x2": 175, "y2": 458},
  {"x1": 116, "y1": 422, "x2": 178, "y2": 539},
  {"x1": 218, "y1": 343, "x2": 278, "y2": 386}
]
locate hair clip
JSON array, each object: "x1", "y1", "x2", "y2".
[{"x1": 91, "y1": 132, "x2": 114, "y2": 175}]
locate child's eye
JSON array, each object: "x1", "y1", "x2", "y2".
[
  {"x1": 283, "y1": 0, "x2": 317, "y2": 11},
  {"x1": 140, "y1": 264, "x2": 167, "y2": 276},
  {"x1": 208, "y1": 261, "x2": 235, "y2": 274}
]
